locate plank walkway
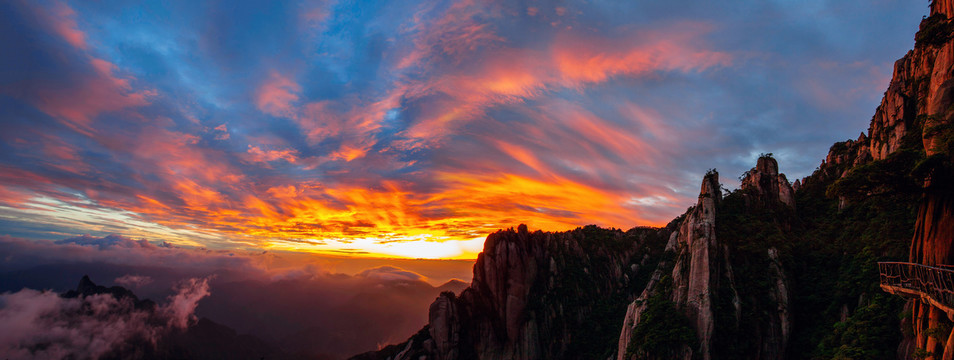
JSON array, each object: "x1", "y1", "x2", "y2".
[{"x1": 879, "y1": 261, "x2": 954, "y2": 318}]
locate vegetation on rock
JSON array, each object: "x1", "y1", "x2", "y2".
[
  {"x1": 915, "y1": 13, "x2": 954, "y2": 47},
  {"x1": 625, "y1": 291, "x2": 697, "y2": 360}
]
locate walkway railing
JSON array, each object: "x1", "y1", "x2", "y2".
[{"x1": 879, "y1": 262, "x2": 954, "y2": 312}]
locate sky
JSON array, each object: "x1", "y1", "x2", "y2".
[{"x1": 0, "y1": 0, "x2": 929, "y2": 260}]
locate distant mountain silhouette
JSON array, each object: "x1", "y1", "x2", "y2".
[{"x1": 61, "y1": 276, "x2": 306, "y2": 360}]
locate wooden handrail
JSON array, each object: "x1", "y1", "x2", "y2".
[{"x1": 879, "y1": 262, "x2": 954, "y2": 314}]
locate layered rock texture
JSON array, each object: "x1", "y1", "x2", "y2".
[
  {"x1": 617, "y1": 159, "x2": 795, "y2": 360},
  {"x1": 804, "y1": 0, "x2": 954, "y2": 357},
  {"x1": 905, "y1": 0, "x2": 954, "y2": 270},
  {"x1": 616, "y1": 171, "x2": 728, "y2": 360},
  {"x1": 351, "y1": 225, "x2": 671, "y2": 360},
  {"x1": 355, "y1": 2, "x2": 954, "y2": 359},
  {"x1": 784, "y1": 1, "x2": 954, "y2": 357},
  {"x1": 893, "y1": 1, "x2": 954, "y2": 359},
  {"x1": 356, "y1": 158, "x2": 801, "y2": 360},
  {"x1": 742, "y1": 157, "x2": 797, "y2": 209}
]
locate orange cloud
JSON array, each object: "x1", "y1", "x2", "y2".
[
  {"x1": 553, "y1": 26, "x2": 732, "y2": 86},
  {"x1": 256, "y1": 71, "x2": 300, "y2": 118},
  {"x1": 46, "y1": 47, "x2": 703, "y2": 259},
  {"x1": 24, "y1": 58, "x2": 153, "y2": 135},
  {"x1": 297, "y1": 101, "x2": 340, "y2": 142},
  {"x1": 395, "y1": 0, "x2": 504, "y2": 70},
  {"x1": 292, "y1": 92, "x2": 401, "y2": 162},
  {"x1": 428, "y1": 172, "x2": 654, "y2": 233},
  {"x1": 7, "y1": 2, "x2": 154, "y2": 135},
  {"x1": 0, "y1": 185, "x2": 35, "y2": 209},
  {"x1": 245, "y1": 145, "x2": 299, "y2": 164},
  {"x1": 266, "y1": 185, "x2": 298, "y2": 199},
  {"x1": 0, "y1": 4, "x2": 729, "y2": 261},
  {"x1": 394, "y1": 22, "x2": 731, "y2": 146},
  {"x1": 330, "y1": 143, "x2": 371, "y2": 162},
  {"x1": 47, "y1": 1, "x2": 87, "y2": 50}
]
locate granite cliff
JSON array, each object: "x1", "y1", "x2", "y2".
[
  {"x1": 617, "y1": 157, "x2": 795, "y2": 360},
  {"x1": 352, "y1": 225, "x2": 671, "y2": 360},
  {"x1": 352, "y1": 1, "x2": 954, "y2": 359},
  {"x1": 886, "y1": 1, "x2": 954, "y2": 358},
  {"x1": 802, "y1": 0, "x2": 954, "y2": 357},
  {"x1": 353, "y1": 156, "x2": 802, "y2": 360}
]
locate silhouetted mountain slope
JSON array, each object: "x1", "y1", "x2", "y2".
[
  {"x1": 437, "y1": 279, "x2": 469, "y2": 294},
  {"x1": 157, "y1": 317, "x2": 290, "y2": 360},
  {"x1": 3, "y1": 275, "x2": 299, "y2": 360},
  {"x1": 352, "y1": 225, "x2": 671, "y2": 360},
  {"x1": 196, "y1": 275, "x2": 472, "y2": 360},
  {"x1": 62, "y1": 275, "x2": 158, "y2": 310}
]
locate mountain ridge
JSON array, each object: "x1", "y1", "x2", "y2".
[
  {"x1": 352, "y1": 1, "x2": 954, "y2": 358},
  {"x1": 53, "y1": 275, "x2": 296, "y2": 360}
]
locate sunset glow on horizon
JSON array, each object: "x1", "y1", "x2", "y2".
[{"x1": 0, "y1": 0, "x2": 926, "y2": 259}]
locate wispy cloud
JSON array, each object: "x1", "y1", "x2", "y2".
[
  {"x1": 255, "y1": 71, "x2": 300, "y2": 118},
  {"x1": 0, "y1": 0, "x2": 927, "y2": 258}
]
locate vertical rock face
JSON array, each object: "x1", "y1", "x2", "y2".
[
  {"x1": 620, "y1": 172, "x2": 734, "y2": 360},
  {"x1": 741, "y1": 156, "x2": 796, "y2": 209},
  {"x1": 352, "y1": 225, "x2": 669, "y2": 360},
  {"x1": 910, "y1": 192, "x2": 954, "y2": 266},
  {"x1": 765, "y1": 248, "x2": 790, "y2": 360},
  {"x1": 807, "y1": 0, "x2": 953, "y2": 185},
  {"x1": 937, "y1": 0, "x2": 954, "y2": 18},
  {"x1": 866, "y1": 0, "x2": 954, "y2": 162},
  {"x1": 860, "y1": 1, "x2": 954, "y2": 358},
  {"x1": 737, "y1": 160, "x2": 793, "y2": 360},
  {"x1": 617, "y1": 159, "x2": 795, "y2": 360},
  {"x1": 792, "y1": 2, "x2": 954, "y2": 358},
  {"x1": 617, "y1": 171, "x2": 727, "y2": 360},
  {"x1": 870, "y1": 54, "x2": 916, "y2": 161},
  {"x1": 429, "y1": 293, "x2": 460, "y2": 360},
  {"x1": 907, "y1": 0, "x2": 954, "y2": 268},
  {"x1": 671, "y1": 171, "x2": 722, "y2": 360},
  {"x1": 616, "y1": 249, "x2": 673, "y2": 360},
  {"x1": 906, "y1": 178, "x2": 954, "y2": 358}
]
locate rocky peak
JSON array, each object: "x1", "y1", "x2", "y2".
[
  {"x1": 824, "y1": 134, "x2": 869, "y2": 166},
  {"x1": 741, "y1": 156, "x2": 795, "y2": 208},
  {"x1": 806, "y1": 135, "x2": 873, "y2": 189},
  {"x1": 77, "y1": 274, "x2": 96, "y2": 292},
  {"x1": 700, "y1": 170, "x2": 721, "y2": 204},
  {"x1": 757, "y1": 156, "x2": 778, "y2": 176},
  {"x1": 617, "y1": 170, "x2": 735, "y2": 360},
  {"x1": 864, "y1": 0, "x2": 954, "y2": 162},
  {"x1": 618, "y1": 158, "x2": 798, "y2": 360},
  {"x1": 63, "y1": 275, "x2": 156, "y2": 310},
  {"x1": 672, "y1": 170, "x2": 724, "y2": 360}
]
